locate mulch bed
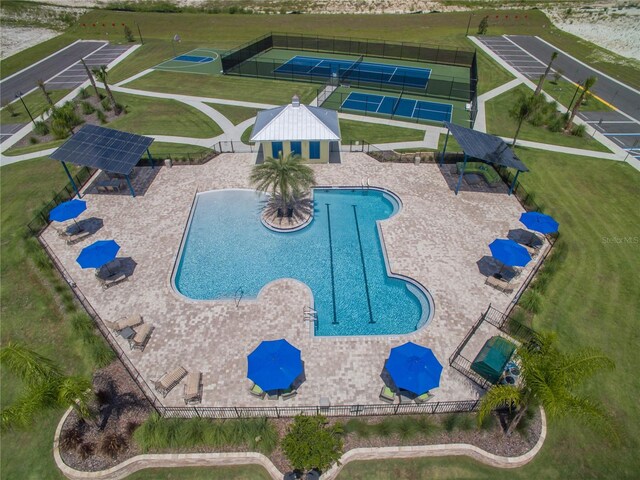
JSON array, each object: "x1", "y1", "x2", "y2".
[
  {"x1": 60, "y1": 361, "x2": 541, "y2": 474},
  {"x1": 13, "y1": 94, "x2": 120, "y2": 149}
]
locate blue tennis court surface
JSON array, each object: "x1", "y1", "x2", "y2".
[
  {"x1": 174, "y1": 55, "x2": 214, "y2": 63},
  {"x1": 275, "y1": 55, "x2": 431, "y2": 89},
  {"x1": 341, "y1": 92, "x2": 452, "y2": 123}
]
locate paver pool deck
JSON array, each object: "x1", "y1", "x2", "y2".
[{"x1": 42, "y1": 153, "x2": 546, "y2": 408}]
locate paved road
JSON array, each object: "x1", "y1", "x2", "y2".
[
  {"x1": 475, "y1": 35, "x2": 640, "y2": 162},
  {"x1": 0, "y1": 124, "x2": 24, "y2": 144},
  {"x1": 0, "y1": 41, "x2": 107, "y2": 104},
  {"x1": 506, "y1": 35, "x2": 640, "y2": 123}
]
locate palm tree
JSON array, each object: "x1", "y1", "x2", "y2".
[
  {"x1": 478, "y1": 333, "x2": 615, "y2": 437},
  {"x1": 92, "y1": 65, "x2": 122, "y2": 115},
  {"x1": 250, "y1": 152, "x2": 315, "y2": 214},
  {"x1": 0, "y1": 343, "x2": 93, "y2": 430},
  {"x1": 37, "y1": 79, "x2": 54, "y2": 106},
  {"x1": 509, "y1": 91, "x2": 542, "y2": 147},
  {"x1": 565, "y1": 76, "x2": 597, "y2": 131},
  {"x1": 534, "y1": 51, "x2": 558, "y2": 96},
  {"x1": 81, "y1": 58, "x2": 101, "y2": 101}
]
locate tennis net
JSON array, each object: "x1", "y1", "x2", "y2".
[
  {"x1": 340, "y1": 55, "x2": 364, "y2": 82},
  {"x1": 392, "y1": 90, "x2": 404, "y2": 115}
]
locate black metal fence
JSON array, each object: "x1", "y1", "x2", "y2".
[
  {"x1": 160, "y1": 399, "x2": 480, "y2": 419},
  {"x1": 469, "y1": 51, "x2": 479, "y2": 127},
  {"x1": 26, "y1": 166, "x2": 94, "y2": 236},
  {"x1": 448, "y1": 303, "x2": 538, "y2": 391},
  {"x1": 221, "y1": 33, "x2": 476, "y2": 102}
]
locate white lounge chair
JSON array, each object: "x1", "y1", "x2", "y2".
[
  {"x1": 129, "y1": 323, "x2": 153, "y2": 351},
  {"x1": 183, "y1": 372, "x2": 202, "y2": 405},
  {"x1": 154, "y1": 366, "x2": 187, "y2": 397}
]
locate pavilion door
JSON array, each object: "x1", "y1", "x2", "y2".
[{"x1": 272, "y1": 142, "x2": 283, "y2": 158}]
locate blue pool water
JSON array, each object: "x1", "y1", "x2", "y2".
[{"x1": 173, "y1": 188, "x2": 432, "y2": 336}]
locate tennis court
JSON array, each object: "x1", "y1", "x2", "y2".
[
  {"x1": 341, "y1": 92, "x2": 453, "y2": 123},
  {"x1": 174, "y1": 54, "x2": 215, "y2": 63},
  {"x1": 275, "y1": 55, "x2": 431, "y2": 89}
]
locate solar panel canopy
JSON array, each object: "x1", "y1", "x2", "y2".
[
  {"x1": 444, "y1": 122, "x2": 528, "y2": 172},
  {"x1": 50, "y1": 125, "x2": 154, "y2": 175}
]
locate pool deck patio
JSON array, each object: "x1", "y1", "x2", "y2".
[{"x1": 42, "y1": 152, "x2": 547, "y2": 408}]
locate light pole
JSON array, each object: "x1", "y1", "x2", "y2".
[
  {"x1": 15, "y1": 92, "x2": 35, "y2": 125},
  {"x1": 465, "y1": 14, "x2": 474, "y2": 36},
  {"x1": 135, "y1": 21, "x2": 144, "y2": 45}
]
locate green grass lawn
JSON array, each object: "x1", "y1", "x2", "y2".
[
  {"x1": 475, "y1": 47, "x2": 515, "y2": 95},
  {"x1": 126, "y1": 466, "x2": 271, "y2": 480},
  {"x1": 1, "y1": 89, "x2": 70, "y2": 125},
  {"x1": 127, "y1": 71, "x2": 318, "y2": 105},
  {"x1": 0, "y1": 158, "x2": 97, "y2": 479},
  {"x1": 542, "y1": 79, "x2": 612, "y2": 112},
  {"x1": 3, "y1": 139, "x2": 65, "y2": 156},
  {"x1": 485, "y1": 85, "x2": 611, "y2": 152},
  {"x1": 340, "y1": 119, "x2": 424, "y2": 144},
  {"x1": 206, "y1": 103, "x2": 261, "y2": 125},
  {"x1": 338, "y1": 149, "x2": 640, "y2": 479},
  {"x1": 148, "y1": 142, "x2": 213, "y2": 157},
  {"x1": 108, "y1": 89, "x2": 222, "y2": 137}
]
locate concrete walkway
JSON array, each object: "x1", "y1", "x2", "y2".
[{"x1": 2, "y1": 60, "x2": 631, "y2": 168}]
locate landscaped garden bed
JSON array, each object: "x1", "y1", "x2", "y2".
[{"x1": 59, "y1": 359, "x2": 542, "y2": 475}]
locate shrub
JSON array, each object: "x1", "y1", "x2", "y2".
[
  {"x1": 395, "y1": 416, "x2": 420, "y2": 440},
  {"x1": 373, "y1": 418, "x2": 394, "y2": 437},
  {"x1": 86, "y1": 335, "x2": 116, "y2": 368},
  {"x1": 99, "y1": 433, "x2": 127, "y2": 459},
  {"x1": 101, "y1": 98, "x2": 112, "y2": 111},
  {"x1": 478, "y1": 413, "x2": 497, "y2": 430},
  {"x1": 3, "y1": 101, "x2": 18, "y2": 117},
  {"x1": 34, "y1": 120, "x2": 49, "y2": 136},
  {"x1": 519, "y1": 289, "x2": 542, "y2": 314},
  {"x1": 547, "y1": 114, "x2": 565, "y2": 132},
  {"x1": 528, "y1": 111, "x2": 546, "y2": 127},
  {"x1": 414, "y1": 416, "x2": 436, "y2": 435},
  {"x1": 60, "y1": 427, "x2": 84, "y2": 450},
  {"x1": 96, "y1": 109, "x2": 108, "y2": 124},
  {"x1": 477, "y1": 15, "x2": 489, "y2": 35},
  {"x1": 282, "y1": 415, "x2": 343, "y2": 473},
  {"x1": 80, "y1": 101, "x2": 95, "y2": 115},
  {"x1": 124, "y1": 24, "x2": 135, "y2": 42},
  {"x1": 71, "y1": 312, "x2": 94, "y2": 339},
  {"x1": 443, "y1": 413, "x2": 474, "y2": 432},
  {"x1": 29, "y1": 136, "x2": 39, "y2": 144},
  {"x1": 571, "y1": 124, "x2": 587, "y2": 137},
  {"x1": 344, "y1": 419, "x2": 370, "y2": 438},
  {"x1": 531, "y1": 270, "x2": 552, "y2": 293},
  {"x1": 78, "y1": 87, "x2": 90, "y2": 99},
  {"x1": 77, "y1": 442, "x2": 95, "y2": 459}
]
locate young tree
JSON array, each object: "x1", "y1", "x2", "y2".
[
  {"x1": 509, "y1": 90, "x2": 543, "y2": 147},
  {"x1": 2, "y1": 101, "x2": 18, "y2": 117},
  {"x1": 92, "y1": 65, "x2": 122, "y2": 115},
  {"x1": 250, "y1": 152, "x2": 315, "y2": 214},
  {"x1": 534, "y1": 51, "x2": 558, "y2": 96},
  {"x1": 81, "y1": 58, "x2": 101, "y2": 101},
  {"x1": 37, "y1": 79, "x2": 54, "y2": 106},
  {"x1": 477, "y1": 15, "x2": 489, "y2": 35},
  {"x1": 124, "y1": 25, "x2": 135, "y2": 42},
  {"x1": 565, "y1": 76, "x2": 597, "y2": 131},
  {"x1": 282, "y1": 415, "x2": 343, "y2": 473},
  {"x1": 478, "y1": 333, "x2": 615, "y2": 437},
  {"x1": 0, "y1": 343, "x2": 94, "y2": 430}
]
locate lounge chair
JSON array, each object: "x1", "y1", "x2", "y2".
[
  {"x1": 414, "y1": 391, "x2": 434, "y2": 404},
  {"x1": 379, "y1": 385, "x2": 396, "y2": 404},
  {"x1": 249, "y1": 383, "x2": 266, "y2": 399},
  {"x1": 105, "y1": 313, "x2": 143, "y2": 332},
  {"x1": 281, "y1": 387, "x2": 297, "y2": 401},
  {"x1": 129, "y1": 323, "x2": 153, "y2": 351},
  {"x1": 64, "y1": 227, "x2": 91, "y2": 245},
  {"x1": 97, "y1": 270, "x2": 128, "y2": 289},
  {"x1": 485, "y1": 275, "x2": 519, "y2": 293},
  {"x1": 154, "y1": 366, "x2": 187, "y2": 397},
  {"x1": 183, "y1": 372, "x2": 202, "y2": 405}
]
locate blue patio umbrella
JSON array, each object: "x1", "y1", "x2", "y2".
[
  {"x1": 489, "y1": 239, "x2": 531, "y2": 268},
  {"x1": 76, "y1": 240, "x2": 120, "y2": 270},
  {"x1": 385, "y1": 342, "x2": 443, "y2": 395},
  {"x1": 520, "y1": 212, "x2": 559, "y2": 235},
  {"x1": 247, "y1": 339, "x2": 302, "y2": 392},
  {"x1": 49, "y1": 199, "x2": 87, "y2": 224}
]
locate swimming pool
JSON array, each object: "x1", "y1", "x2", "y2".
[{"x1": 173, "y1": 188, "x2": 433, "y2": 336}]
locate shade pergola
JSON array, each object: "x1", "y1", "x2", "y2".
[
  {"x1": 50, "y1": 125, "x2": 155, "y2": 198},
  {"x1": 440, "y1": 122, "x2": 528, "y2": 195}
]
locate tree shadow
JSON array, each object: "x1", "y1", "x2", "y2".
[{"x1": 507, "y1": 228, "x2": 543, "y2": 248}]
